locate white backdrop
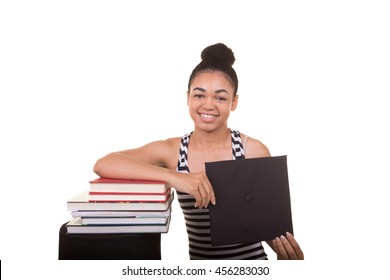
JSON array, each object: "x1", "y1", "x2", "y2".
[{"x1": 1, "y1": 0, "x2": 389, "y2": 279}]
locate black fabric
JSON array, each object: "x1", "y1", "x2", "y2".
[
  {"x1": 206, "y1": 155, "x2": 294, "y2": 246},
  {"x1": 58, "y1": 222, "x2": 161, "y2": 260}
]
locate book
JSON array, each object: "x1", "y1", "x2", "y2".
[
  {"x1": 88, "y1": 189, "x2": 172, "y2": 202},
  {"x1": 71, "y1": 208, "x2": 172, "y2": 218},
  {"x1": 89, "y1": 178, "x2": 170, "y2": 194},
  {"x1": 67, "y1": 191, "x2": 174, "y2": 211},
  {"x1": 79, "y1": 216, "x2": 168, "y2": 225},
  {"x1": 66, "y1": 216, "x2": 171, "y2": 234}
]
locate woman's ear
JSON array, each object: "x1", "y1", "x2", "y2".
[
  {"x1": 187, "y1": 91, "x2": 190, "y2": 106},
  {"x1": 231, "y1": 95, "x2": 239, "y2": 111}
]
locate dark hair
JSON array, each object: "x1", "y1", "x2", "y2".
[{"x1": 188, "y1": 43, "x2": 238, "y2": 96}]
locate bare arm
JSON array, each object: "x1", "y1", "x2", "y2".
[
  {"x1": 242, "y1": 135, "x2": 271, "y2": 159},
  {"x1": 93, "y1": 140, "x2": 174, "y2": 181},
  {"x1": 93, "y1": 139, "x2": 215, "y2": 208}
]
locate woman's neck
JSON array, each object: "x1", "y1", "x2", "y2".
[{"x1": 190, "y1": 127, "x2": 231, "y2": 150}]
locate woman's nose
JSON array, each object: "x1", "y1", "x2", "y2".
[{"x1": 202, "y1": 97, "x2": 215, "y2": 108}]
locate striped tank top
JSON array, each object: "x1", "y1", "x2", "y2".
[{"x1": 176, "y1": 129, "x2": 268, "y2": 260}]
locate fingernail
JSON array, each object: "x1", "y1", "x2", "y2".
[
  {"x1": 286, "y1": 232, "x2": 292, "y2": 237},
  {"x1": 280, "y1": 235, "x2": 286, "y2": 240}
]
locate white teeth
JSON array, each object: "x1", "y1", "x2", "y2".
[{"x1": 201, "y1": 114, "x2": 215, "y2": 119}]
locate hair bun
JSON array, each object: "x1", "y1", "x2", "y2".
[{"x1": 200, "y1": 43, "x2": 235, "y2": 66}]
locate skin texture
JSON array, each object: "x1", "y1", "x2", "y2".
[{"x1": 94, "y1": 71, "x2": 304, "y2": 260}]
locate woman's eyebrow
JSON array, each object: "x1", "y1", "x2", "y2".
[
  {"x1": 215, "y1": 89, "x2": 229, "y2": 94},
  {"x1": 192, "y1": 87, "x2": 229, "y2": 94},
  {"x1": 192, "y1": 87, "x2": 206, "y2": 92}
]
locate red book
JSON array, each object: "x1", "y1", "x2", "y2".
[{"x1": 89, "y1": 178, "x2": 171, "y2": 194}]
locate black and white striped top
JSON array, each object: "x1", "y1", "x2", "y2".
[{"x1": 176, "y1": 129, "x2": 268, "y2": 260}]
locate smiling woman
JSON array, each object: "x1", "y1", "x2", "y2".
[
  {"x1": 93, "y1": 43, "x2": 304, "y2": 260},
  {"x1": 187, "y1": 71, "x2": 238, "y2": 133}
]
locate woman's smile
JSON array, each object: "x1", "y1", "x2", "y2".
[{"x1": 199, "y1": 112, "x2": 218, "y2": 122}]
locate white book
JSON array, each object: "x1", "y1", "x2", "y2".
[
  {"x1": 89, "y1": 178, "x2": 170, "y2": 194},
  {"x1": 80, "y1": 216, "x2": 168, "y2": 225},
  {"x1": 66, "y1": 216, "x2": 171, "y2": 234},
  {"x1": 88, "y1": 189, "x2": 171, "y2": 202},
  {"x1": 67, "y1": 191, "x2": 174, "y2": 211},
  {"x1": 71, "y1": 208, "x2": 171, "y2": 218}
]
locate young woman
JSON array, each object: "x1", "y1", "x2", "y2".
[{"x1": 94, "y1": 43, "x2": 304, "y2": 260}]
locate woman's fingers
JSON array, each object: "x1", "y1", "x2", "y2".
[
  {"x1": 193, "y1": 172, "x2": 215, "y2": 208},
  {"x1": 274, "y1": 237, "x2": 289, "y2": 259},
  {"x1": 280, "y1": 235, "x2": 298, "y2": 259},
  {"x1": 171, "y1": 171, "x2": 215, "y2": 209},
  {"x1": 273, "y1": 233, "x2": 304, "y2": 260},
  {"x1": 286, "y1": 232, "x2": 304, "y2": 259},
  {"x1": 200, "y1": 172, "x2": 215, "y2": 207}
]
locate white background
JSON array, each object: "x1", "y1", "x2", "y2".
[{"x1": 1, "y1": 0, "x2": 389, "y2": 279}]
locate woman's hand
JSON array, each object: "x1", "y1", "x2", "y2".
[
  {"x1": 169, "y1": 171, "x2": 215, "y2": 208},
  {"x1": 272, "y1": 232, "x2": 304, "y2": 260}
]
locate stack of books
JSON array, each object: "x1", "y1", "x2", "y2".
[{"x1": 66, "y1": 178, "x2": 173, "y2": 234}]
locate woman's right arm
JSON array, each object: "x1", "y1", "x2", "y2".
[
  {"x1": 93, "y1": 139, "x2": 215, "y2": 208},
  {"x1": 93, "y1": 140, "x2": 173, "y2": 181}
]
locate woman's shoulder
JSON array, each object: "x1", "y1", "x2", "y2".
[
  {"x1": 146, "y1": 136, "x2": 182, "y2": 151},
  {"x1": 130, "y1": 137, "x2": 182, "y2": 169},
  {"x1": 164, "y1": 136, "x2": 182, "y2": 148},
  {"x1": 240, "y1": 132, "x2": 271, "y2": 158}
]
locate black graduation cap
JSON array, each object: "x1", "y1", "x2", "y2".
[{"x1": 206, "y1": 155, "x2": 294, "y2": 246}]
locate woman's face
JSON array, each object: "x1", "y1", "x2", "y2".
[{"x1": 187, "y1": 71, "x2": 238, "y2": 132}]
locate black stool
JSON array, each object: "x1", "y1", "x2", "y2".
[{"x1": 58, "y1": 222, "x2": 161, "y2": 260}]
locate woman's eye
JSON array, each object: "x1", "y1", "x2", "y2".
[
  {"x1": 216, "y1": 97, "x2": 227, "y2": 101},
  {"x1": 194, "y1": 94, "x2": 203, "y2": 99}
]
